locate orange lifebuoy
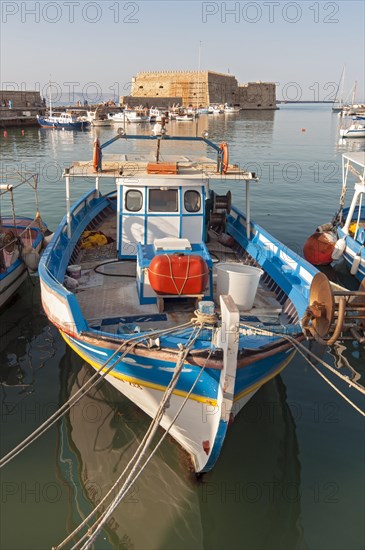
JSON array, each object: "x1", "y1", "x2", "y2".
[
  {"x1": 93, "y1": 138, "x2": 101, "y2": 173},
  {"x1": 219, "y1": 142, "x2": 229, "y2": 174}
]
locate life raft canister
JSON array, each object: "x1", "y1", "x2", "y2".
[
  {"x1": 219, "y1": 142, "x2": 229, "y2": 174},
  {"x1": 148, "y1": 253, "x2": 209, "y2": 295}
]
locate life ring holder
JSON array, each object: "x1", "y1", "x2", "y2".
[{"x1": 219, "y1": 142, "x2": 229, "y2": 174}]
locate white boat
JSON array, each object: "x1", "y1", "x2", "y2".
[
  {"x1": 109, "y1": 111, "x2": 125, "y2": 123},
  {"x1": 82, "y1": 108, "x2": 113, "y2": 127},
  {"x1": 124, "y1": 108, "x2": 150, "y2": 123},
  {"x1": 111, "y1": 109, "x2": 150, "y2": 124},
  {"x1": 208, "y1": 105, "x2": 224, "y2": 114},
  {"x1": 149, "y1": 107, "x2": 165, "y2": 122},
  {"x1": 304, "y1": 152, "x2": 365, "y2": 282},
  {"x1": 224, "y1": 103, "x2": 241, "y2": 113},
  {"x1": 0, "y1": 174, "x2": 48, "y2": 308},
  {"x1": 175, "y1": 113, "x2": 194, "y2": 121},
  {"x1": 340, "y1": 119, "x2": 365, "y2": 138}
]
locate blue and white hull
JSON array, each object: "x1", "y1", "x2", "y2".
[{"x1": 37, "y1": 115, "x2": 87, "y2": 130}]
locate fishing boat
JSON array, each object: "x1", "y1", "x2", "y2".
[
  {"x1": 37, "y1": 111, "x2": 88, "y2": 130},
  {"x1": 84, "y1": 108, "x2": 113, "y2": 127},
  {"x1": 1, "y1": 173, "x2": 48, "y2": 308},
  {"x1": 303, "y1": 152, "x2": 365, "y2": 282},
  {"x1": 39, "y1": 129, "x2": 363, "y2": 473}
]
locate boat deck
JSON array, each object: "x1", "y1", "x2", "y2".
[{"x1": 70, "y1": 210, "x2": 288, "y2": 334}]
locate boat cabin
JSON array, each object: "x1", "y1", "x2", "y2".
[
  {"x1": 62, "y1": 132, "x2": 257, "y2": 311},
  {"x1": 116, "y1": 159, "x2": 212, "y2": 306}
]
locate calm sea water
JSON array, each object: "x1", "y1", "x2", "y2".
[{"x1": 0, "y1": 105, "x2": 364, "y2": 550}]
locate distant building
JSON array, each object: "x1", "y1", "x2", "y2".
[{"x1": 120, "y1": 71, "x2": 276, "y2": 110}]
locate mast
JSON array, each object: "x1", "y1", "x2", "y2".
[
  {"x1": 49, "y1": 79, "x2": 53, "y2": 117},
  {"x1": 197, "y1": 41, "x2": 202, "y2": 110},
  {"x1": 339, "y1": 65, "x2": 345, "y2": 106},
  {"x1": 351, "y1": 81, "x2": 357, "y2": 106}
]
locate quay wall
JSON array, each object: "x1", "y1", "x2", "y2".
[{"x1": 0, "y1": 91, "x2": 45, "y2": 128}]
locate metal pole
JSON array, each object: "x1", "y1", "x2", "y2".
[
  {"x1": 246, "y1": 181, "x2": 250, "y2": 239},
  {"x1": 95, "y1": 176, "x2": 100, "y2": 196},
  {"x1": 65, "y1": 170, "x2": 71, "y2": 239}
]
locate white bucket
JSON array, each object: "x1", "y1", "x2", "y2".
[
  {"x1": 216, "y1": 263, "x2": 263, "y2": 310},
  {"x1": 67, "y1": 264, "x2": 82, "y2": 279}
]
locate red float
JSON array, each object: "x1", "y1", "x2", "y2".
[
  {"x1": 148, "y1": 253, "x2": 209, "y2": 295},
  {"x1": 303, "y1": 231, "x2": 336, "y2": 266}
]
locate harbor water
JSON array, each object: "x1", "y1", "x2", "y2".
[{"x1": 0, "y1": 105, "x2": 364, "y2": 550}]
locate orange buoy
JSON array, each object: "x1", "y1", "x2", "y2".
[
  {"x1": 219, "y1": 142, "x2": 229, "y2": 174},
  {"x1": 3, "y1": 131, "x2": 7, "y2": 138},
  {"x1": 21, "y1": 129, "x2": 25, "y2": 136},
  {"x1": 93, "y1": 138, "x2": 101, "y2": 173},
  {"x1": 303, "y1": 231, "x2": 336, "y2": 265}
]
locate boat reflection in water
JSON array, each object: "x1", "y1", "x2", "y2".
[
  {"x1": 57, "y1": 350, "x2": 304, "y2": 549},
  {"x1": 0, "y1": 283, "x2": 56, "y2": 399}
]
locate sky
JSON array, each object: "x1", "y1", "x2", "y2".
[{"x1": 1, "y1": 0, "x2": 364, "y2": 103}]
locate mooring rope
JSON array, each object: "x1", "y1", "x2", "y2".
[
  {"x1": 240, "y1": 323, "x2": 365, "y2": 416},
  {"x1": 75, "y1": 341, "x2": 213, "y2": 550},
  {"x1": 55, "y1": 326, "x2": 209, "y2": 550},
  {"x1": 0, "y1": 321, "x2": 195, "y2": 469}
]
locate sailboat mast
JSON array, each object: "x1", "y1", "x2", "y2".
[
  {"x1": 339, "y1": 65, "x2": 345, "y2": 105},
  {"x1": 197, "y1": 41, "x2": 202, "y2": 110},
  {"x1": 351, "y1": 81, "x2": 357, "y2": 106},
  {"x1": 49, "y1": 80, "x2": 52, "y2": 117}
]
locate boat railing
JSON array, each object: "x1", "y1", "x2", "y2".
[{"x1": 40, "y1": 188, "x2": 114, "y2": 334}]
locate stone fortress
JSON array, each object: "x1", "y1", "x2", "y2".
[{"x1": 120, "y1": 70, "x2": 276, "y2": 110}]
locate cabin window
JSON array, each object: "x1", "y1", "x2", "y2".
[
  {"x1": 184, "y1": 190, "x2": 201, "y2": 212},
  {"x1": 125, "y1": 190, "x2": 143, "y2": 212},
  {"x1": 149, "y1": 189, "x2": 178, "y2": 212}
]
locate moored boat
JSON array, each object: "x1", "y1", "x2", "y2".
[
  {"x1": 340, "y1": 118, "x2": 365, "y2": 138},
  {"x1": 304, "y1": 152, "x2": 365, "y2": 281},
  {"x1": 39, "y1": 129, "x2": 362, "y2": 473},
  {"x1": 1, "y1": 173, "x2": 48, "y2": 308},
  {"x1": 37, "y1": 111, "x2": 88, "y2": 130}
]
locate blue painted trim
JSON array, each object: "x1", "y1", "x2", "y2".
[
  {"x1": 39, "y1": 190, "x2": 111, "y2": 333},
  {"x1": 200, "y1": 419, "x2": 228, "y2": 473}
]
